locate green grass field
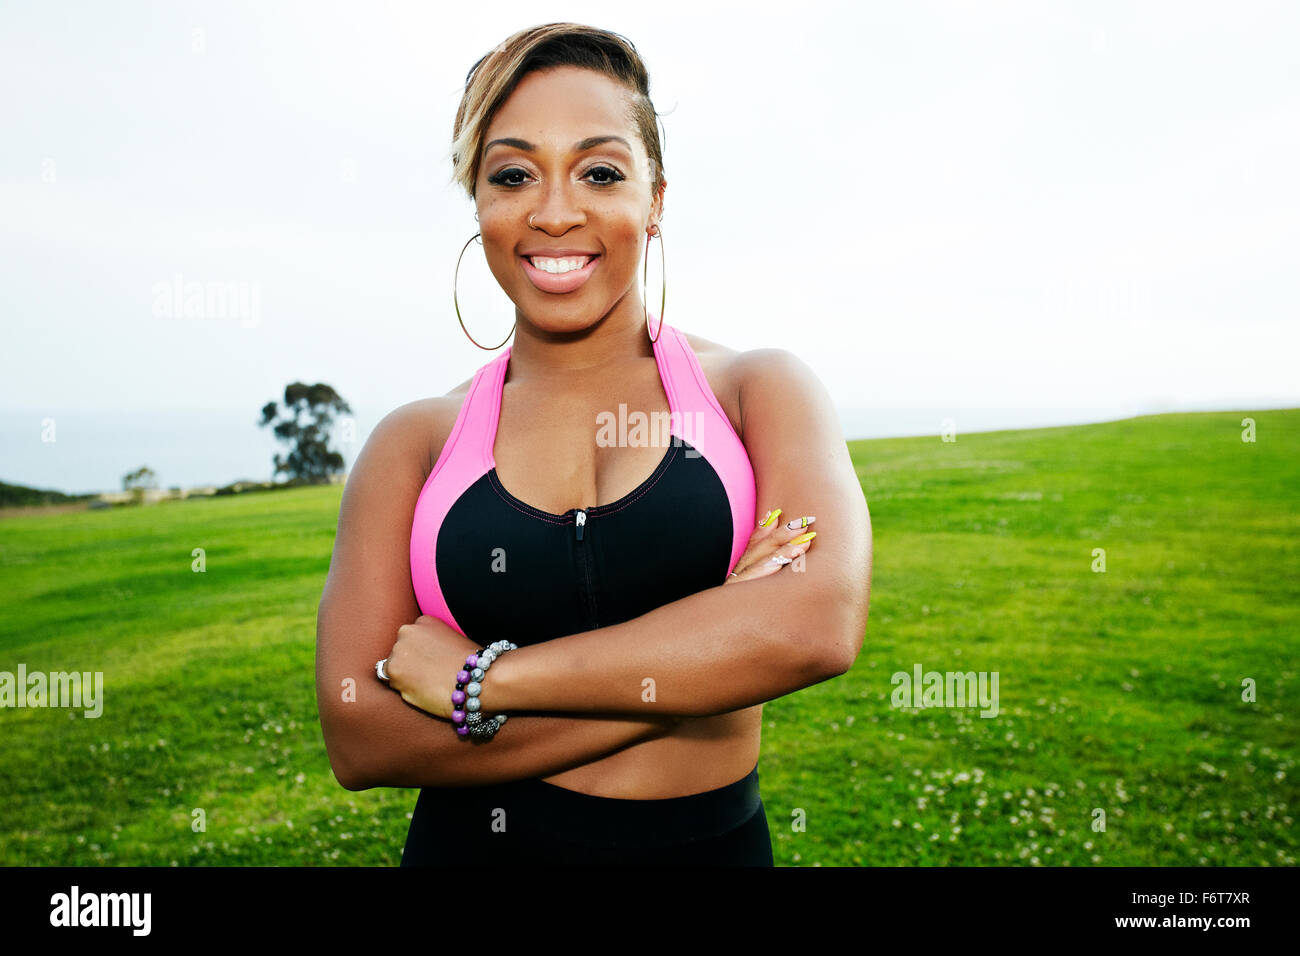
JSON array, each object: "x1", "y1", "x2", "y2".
[{"x1": 1, "y1": 409, "x2": 1296, "y2": 866}]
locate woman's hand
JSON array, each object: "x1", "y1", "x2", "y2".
[
  {"x1": 383, "y1": 615, "x2": 483, "y2": 720},
  {"x1": 724, "y1": 508, "x2": 817, "y2": 585}
]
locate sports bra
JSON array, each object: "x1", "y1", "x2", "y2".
[{"x1": 409, "y1": 320, "x2": 757, "y2": 646}]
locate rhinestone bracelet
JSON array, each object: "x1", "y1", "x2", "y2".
[{"x1": 451, "y1": 641, "x2": 517, "y2": 741}]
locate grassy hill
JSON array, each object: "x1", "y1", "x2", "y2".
[
  {"x1": 0, "y1": 409, "x2": 1295, "y2": 865},
  {"x1": 0, "y1": 480, "x2": 98, "y2": 509}
]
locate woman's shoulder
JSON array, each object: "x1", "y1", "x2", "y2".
[
  {"x1": 676, "y1": 328, "x2": 823, "y2": 443},
  {"x1": 678, "y1": 327, "x2": 736, "y2": 361},
  {"x1": 382, "y1": 374, "x2": 477, "y2": 477},
  {"x1": 684, "y1": 328, "x2": 810, "y2": 374},
  {"x1": 676, "y1": 328, "x2": 747, "y2": 439},
  {"x1": 679, "y1": 327, "x2": 793, "y2": 383}
]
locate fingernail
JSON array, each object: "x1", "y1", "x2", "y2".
[
  {"x1": 760, "y1": 508, "x2": 781, "y2": 528},
  {"x1": 790, "y1": 531, "x2": 816, "y2": 546},
  {"x1": 785, "y1": 516, "x2": 815, "y2": 530}
]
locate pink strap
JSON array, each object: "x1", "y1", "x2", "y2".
[
  {"x1": 409, "y1": 348, "x2": 510, "y2": 635},
  {"x1": 652, "y1": 320, "x2": 757, "y2": 574}
]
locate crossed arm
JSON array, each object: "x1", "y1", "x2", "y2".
[
  {"x1": 478, "y1": 538, "x2": 863, "y2": 717},
  {"x1": 315, "y1": 348, "x2": 871, "y2": 790}
]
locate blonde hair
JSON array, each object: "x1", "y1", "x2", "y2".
[{"x1": 449, "y1": 23, "x2": 666, "y2": 202}]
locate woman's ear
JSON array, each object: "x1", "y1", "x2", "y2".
[{"x1": 650, "y1": 179, "x2": 667, "y2": 234}]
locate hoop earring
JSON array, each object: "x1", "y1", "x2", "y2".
[
  {"x1": 644, "y1": 225, "x2": 666, "y2": 344},
  {"x1": 454, "y1": 232, "x2": 516, "y2": 350}
]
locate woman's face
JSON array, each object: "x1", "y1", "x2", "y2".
[{"x1": 475, "y1": 65, "x2": 665, "y2": 334}]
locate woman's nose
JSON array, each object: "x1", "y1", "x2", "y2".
[{"x1": 528, "y1": 182, "x2": 585, "y2": 232}]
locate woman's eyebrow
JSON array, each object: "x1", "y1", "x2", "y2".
[{"x1": 484, "y1": 135, "x2": 632, "y2": 155}]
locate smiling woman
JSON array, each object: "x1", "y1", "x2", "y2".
[
  {"x1": 484, "y1": 130, "x2": 624, "y2": 299},
  {"x1": 314, "y1": 22, "x2": 872, "y2": 868},
  {"x1": 467, "y1": 57, "x2": 665, "y2": 336}
]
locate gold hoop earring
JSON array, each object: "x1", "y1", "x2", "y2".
[
  {"x1": 643, "y1": 225, "x2": 666, "y2": 344},
  {"x1": 454, "y1": 232, "x2": 516, "y2": 350}
]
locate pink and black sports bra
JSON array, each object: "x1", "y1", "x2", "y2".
[{"x1": 409, "y1": 320, "x2": 757, "y2": 647}]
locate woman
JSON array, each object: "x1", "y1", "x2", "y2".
[{"x1": 315, "y1": 22, "x2": 872, "y2": 866}]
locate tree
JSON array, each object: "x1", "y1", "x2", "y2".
[
  {"x1": 123, "y1": 466, "x2": 159, "y2": 504},
  {"x1": 258, "y1": 383, "x2": 352, "y2": 484}
]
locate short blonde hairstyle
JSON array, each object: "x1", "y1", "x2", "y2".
[{"x1": 449, "y1": 23, "x2": 666, "y2": 202}]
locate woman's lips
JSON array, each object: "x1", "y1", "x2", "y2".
[{"x1": 519, "y1": 255, "x2": 600, "y2": 294}]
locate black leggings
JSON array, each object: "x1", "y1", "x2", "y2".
[{"x1": 400, "y1": 761, "x2": 774, "y2": 866}]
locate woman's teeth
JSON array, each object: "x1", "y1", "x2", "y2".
[{"x1": 528, "y1": 256, "x2": 592, "y2": 274}]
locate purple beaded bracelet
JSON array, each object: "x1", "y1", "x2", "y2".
[{"x1": 451, "y1": 641, "x2": 517, "y2": 741}]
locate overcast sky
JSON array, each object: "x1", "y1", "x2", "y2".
[{"x1": 2, "y1": 0, "x2": 1297, "y2": 493}]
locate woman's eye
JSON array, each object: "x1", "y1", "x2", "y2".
[
  {"x1": 586, "y1": 165, "x2": 625, "y2": 185},
  {"x1": 488, "y1": 167, "x2": 528, "y2": 187}
]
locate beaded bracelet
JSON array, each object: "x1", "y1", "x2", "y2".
[{"x1": 451, "y1": 641, "x2": 517, "y2": 741}]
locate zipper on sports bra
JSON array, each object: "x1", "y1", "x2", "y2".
[{"x1": 573, "y1": 508, "x2": 599, "y2": 628}]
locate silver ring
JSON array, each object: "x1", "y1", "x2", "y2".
[
  {"x1": 728, "y1": 571, "x2": 737, "y2": 577},
  {"x1": 375, "y1": 658, "x2": 390, "y2": 682}
]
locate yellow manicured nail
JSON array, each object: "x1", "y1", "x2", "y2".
[
  {"x1": 760, "y1": 508, "x2": 781, "y2": 528},
  {"x1": 790, "y1": 531, "x2": 816, "y2": 546}
]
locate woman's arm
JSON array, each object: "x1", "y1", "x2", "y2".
[
  {"x1": 316, "y1": 400, "x2": 686, "y2": 791},
  {"x1": 417, "y1": 348, "x2": 873, "y2": 719}
]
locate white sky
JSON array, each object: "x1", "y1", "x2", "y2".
[{"x1": 2, "y1": 0, "x2": 1297, "y2": 492}]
